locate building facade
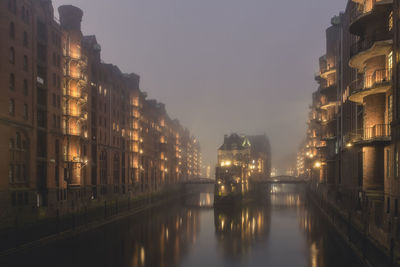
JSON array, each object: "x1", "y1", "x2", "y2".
[
  {"x1": 299, "y1": 0, "x2": 400, "y2": 252},
  {"x1": 215, "y1": 133, "x2": 271, "y2": 198},
  {"x1": 0, "y1": 0, "x2": 201, "y2": 226}
]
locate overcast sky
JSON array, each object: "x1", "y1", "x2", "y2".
[{"x1": 53, "y1": 0, "x2": 348, "y2": 171}]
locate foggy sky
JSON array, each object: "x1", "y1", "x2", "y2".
[{"x1": 53, "y1": 0, "x2": 348, "y2": 171}]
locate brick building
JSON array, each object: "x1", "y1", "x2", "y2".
[
  {"x1": 0, "y1": 0, "x2": 201, "y2": 226},
  {"x1": 299, "y1": 0, "x2": 400, "y2": 252}
]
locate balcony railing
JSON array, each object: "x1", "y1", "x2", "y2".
[
  {"x1": 349, "y1": 68, "x2": 392, "y2": 93},
  {"x1": 363, "y1": 124, "x2": 391, "y2": 141},
  {"x1": 350, "y1": 0, "x2": 389, "y2": 25},
  {"x1": 350, "y1": 31, "x2": 392, "y2": 57}
]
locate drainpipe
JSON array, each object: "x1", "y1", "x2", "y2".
[{"x1": 340, "y1": 19, "x2": 344, "y2": 187}]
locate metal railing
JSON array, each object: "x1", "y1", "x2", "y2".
[
  {"x1": 363, "y1": 124, "x2": 391, "y2": 140},
  {"x1": 350, "y1": 0, "x2": 389, "y2": 24},
  {"x1": 349, "y1": 68, "x2": 392, "y2": 93},
  {"x1": 350, "y1": 31, "x2": 392, "y2": 57}
]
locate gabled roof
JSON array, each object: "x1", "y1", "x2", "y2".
[{"x1": 219, "y1": 133, "x2": 251, "y2": 151}]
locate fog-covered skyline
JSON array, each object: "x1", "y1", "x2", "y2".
[{"x1": 52, "y1": 0, "x2": 348, "y2": 171}]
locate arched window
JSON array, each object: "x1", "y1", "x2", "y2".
[
  {"x1": 9, "y1": 47, "x2": 15, "y2": 64},
  {"x1": 9, "y1": 73, "x2": 15, "y2": 91},
  {"x1": 9, "y1": 22, "x2": 15, "y2": 39}
]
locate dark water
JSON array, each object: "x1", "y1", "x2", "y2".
[{"x1": 1, "y1": 184, "x2": 364, "y2": 267}]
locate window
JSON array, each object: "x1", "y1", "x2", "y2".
[
  {"x1": 52, "y1": 73, "x2": 56, "y2": 87},
  {"x1": 25, "y1": 10, "x2": 29, "y2": 24},
  {"x1": 387, "y1": 149, "x2": 391, "y2": 177},
  {"x1": 57, "y1": 95, "x2": 60, "y2": 108},
  {"x1": 23, "y1": 32, "x2": 28, "y2": 47},
  {"x1": 9, "y1": 165, "x2": 14, "y2": 183},
  {"x1": 8, "y1": 0, "x2": 16, "y2": 14},
  {"x1": 53, "y1": 114, "x2": 57, "y2": 128},
  {"x1": 52, "y1": 53, "x2": 56, "y2": 66},
  {"x1": 57, "y1": 76, "x2": 61, "y2": 89},
  {"x1": 16, "y1": 132, "x2": 21, "y2": 149},
  {"x1": 388, "y1": 95, "x2": 393, "y2": 123},
  {"x1": 396, "y1": 149, "x2": 399, "y2": 178},
  {"x1": 9, "y1": 22, "x2": 15, "y2": 39},
  {"x1": 9, "y1": 47, "x2": 15, "y2": 64},
  {"x1": 389, "y1": 11, "x2": 393, "y2": 31},
  {"x1": 23, "y1": 55, "x2": 28, "y2": 71},
  {"x1": 395, "y1": 199, "x2": 399, "y2": 217},
  {"x1": 23, "y1": 79, "x2": 28, "y2": 95},
  {"x1": 9, "y1": 73, "x2": 15, "y2": 91},
  {"x1": 9, "y1": 138, "x2": 14, "y2": 149},
  {"x1": 23, "y1": 104, "x2": 28, "y2": 120},
  {"x1": 387, "y1": 197, "x2": 391, "y2": 214},
  {"x1": 52, "y1": 93, "x2": 56, "y2": 107},
  {"x1": 9, "y1": 99, "x2": 15, "y2": 116}
]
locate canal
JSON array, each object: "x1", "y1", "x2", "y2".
[{"x1": 1, "y1": 184, "x2": 365, "y2": 267}]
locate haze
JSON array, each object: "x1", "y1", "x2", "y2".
[{"x1": 52, "y1": 0, "x2": 348, "y2": 172}]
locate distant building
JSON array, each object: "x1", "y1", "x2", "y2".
[{"x1": 216, "y1": 133, "x2": 271, "y2": 187}]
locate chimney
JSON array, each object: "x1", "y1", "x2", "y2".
[{"x1": 58, "y1": 5, "x2": 83, "y2": 31}]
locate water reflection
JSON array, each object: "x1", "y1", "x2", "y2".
[
  {"x1": 214, "y1": 204, "x2": 271, "y2": 260},
  {"x1": 1, "y1": 186, "x2": 364, "y2": 267}
]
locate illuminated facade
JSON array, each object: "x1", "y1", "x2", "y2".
[
  {"x1": 215, "y1": 133, "x2": 271, "y2": 198},
  {"x1": 300, "y1": 0, "x2": 400, "y2": 253},
  {"x1": 0, "y1": 1, "x2": 201, "y2": 224}
]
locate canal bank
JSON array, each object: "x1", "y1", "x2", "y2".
[
  {"x1": 307, "y1": 185, "x2": 400, "y2": 267},
  {"x1": 0, "y1": 183, "x2": 368, "y2": 267},
  {"x1": 0, "y1": 184, "x2": 188, "y2": 257}
]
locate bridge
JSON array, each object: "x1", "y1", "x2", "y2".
[
  {"x1": 184, "y1": 178, "x2": 216, "y2": 184},
  {"x1": 184, "y1": 176, "x2": 308, "y2": 185}
]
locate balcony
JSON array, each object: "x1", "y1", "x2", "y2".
[
  {"x1": 348, "y1": 68, "x2": 392, "y2": 103},
  {"x1": 318, "y1": 66, "x2": 336, "y2": 80},
  {"x1": 349, "y1": 32, "x2": 392, "y2": 70},
  {"x1": 350, "y1": 0, "x2": 393, "y2": 35},
  {"x1": 319, "y1": 85, "x2": 338, "y2": 110},
  {"x1": 351, "y1": 124, "x2": 391, "y2": 144}
]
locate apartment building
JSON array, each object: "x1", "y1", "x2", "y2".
[
  {"x1": 0, "y1": 0, "x2": 201, "y2": 225},
  {"x1": 299, "y1": 0, "x2": 400, "y2": 251}
]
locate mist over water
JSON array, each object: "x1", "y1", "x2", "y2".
[{"x1": 0, "y1": 185, "x2": 363, "y2": 267}]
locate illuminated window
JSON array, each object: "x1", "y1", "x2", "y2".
[
  {"x1": 388, "y1": 95, "x2": 393, "y2": 123},
  {"x1": 396, "y1": 148, "x2": 399, "y2": 178},
  {"x1": 389, "y1": 11, "x2": 393, "y2": 31},
  {"x1": 388, "y1": 51, "x2": 393, "y2": 71},
  {"x1": 387, "y1": 149, "x2": 391, "y2": 177}
]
